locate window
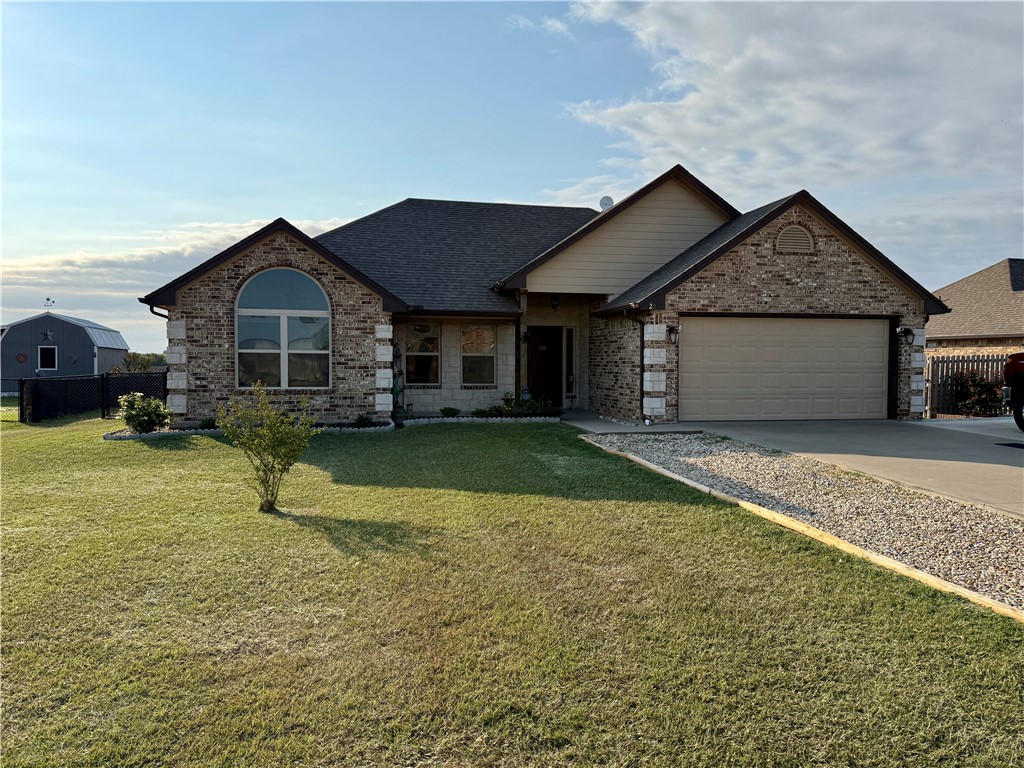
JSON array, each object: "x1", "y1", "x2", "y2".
[
  {"x1": 405, "y1": 323, "x2": 440, "y2": 385},
  {"x1": 38, "y1": 346, "x2": 57, "y2": 370},
  {"x1": 461, "y1": 324, "x2": 495, "y2": 386},
  {"x1": 236, "y1": 269, "x2": 330, "y2": 388}
]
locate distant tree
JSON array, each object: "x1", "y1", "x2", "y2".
[{"x1": 123, "y1": 352, "x2": 162, "y2": 372}]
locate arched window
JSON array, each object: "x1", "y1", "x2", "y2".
[
  {"x1": 776, "y1": 224, "x2": 814, "y2": 253},
  {"x1": 236, "y1": 268, "x2": 330, "y2": 388}
]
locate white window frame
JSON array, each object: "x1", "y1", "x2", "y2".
[
  {"x1": 235, "y1": 269, "x2": 331, "y2": 390},
  {"x1": 38, "y1": 345, "x2": 58, "y2": 371},
  {"x1": 460, "y1": 323, "x2": 496, "y2": 387}
]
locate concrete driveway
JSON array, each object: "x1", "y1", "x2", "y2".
[{"x1": 673, "y1": 417, "x2": 1024, "y2": 518}]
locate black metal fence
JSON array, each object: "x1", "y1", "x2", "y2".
[
  {"x1": 926, "y1": 354, "x2": 1008, "y2": 417},
  {"x1": 18, "y1": 371, "x2": 168, "y2": 423}
]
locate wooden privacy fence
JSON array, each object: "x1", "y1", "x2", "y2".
[{"x1": 926, "y1": 354, "x2": 1008, "y2": 417}]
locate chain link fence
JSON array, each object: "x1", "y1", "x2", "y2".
[{"x1": 17, "y1": 371, "x2": 168, "y2": 423}]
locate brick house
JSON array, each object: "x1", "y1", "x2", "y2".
[
  {"x1": 140, "y1": 165, "x2": 948, "y2": 424},
  {"x1": 925, "y1": 259, "x2": 1024, "y2": 359}
]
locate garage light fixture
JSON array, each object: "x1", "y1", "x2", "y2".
[
  {"x1": 667, "y1": 325, "x2": 679, "y2": 345},
  {"x1": 896, "y1": 326, "x2": 915, "y2": 344}
]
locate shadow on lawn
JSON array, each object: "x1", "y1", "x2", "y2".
[
  {"x1": 269, "y1": 510, "x2": 434, "y2": 557},
  {"x1": 299, "y1": 424, "x2": 722, "y2": 506}
]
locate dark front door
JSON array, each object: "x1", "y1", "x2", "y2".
[{"x1": 526, "y1": 326, "x2": 562, "y2": 407}]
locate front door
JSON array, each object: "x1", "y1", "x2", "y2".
[{"x1": 526, "y1": 326, "x2": 563, "y2": 407}]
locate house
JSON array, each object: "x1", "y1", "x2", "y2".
[
  {"x1": 925, "y1": 259, "x2": 1024, "y2": 358},
  {"x1": 0, "y1": 312, "x2": 130, "y2": 394},
  {"x1": 139, "y1": 165, "x2": 948, "y2": 424}
]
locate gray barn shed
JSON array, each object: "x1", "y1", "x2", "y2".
[{"x1": 1, "y1": 312, "x2": 130, "y2": 394}]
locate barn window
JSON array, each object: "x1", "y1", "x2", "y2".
[
  {"x1": 776, "y1": 224, "x2": 814, "y2": 253},
  {"x1": 38, "y1": 346, "x2": 57, "y2": 370},
  {"x1": 236, "y1": 268, "x2": 330, "y2": 389}
]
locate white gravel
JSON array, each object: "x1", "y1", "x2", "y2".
[{"x1": 590, "y1": 433, "x2": 1024, "y2": 610}]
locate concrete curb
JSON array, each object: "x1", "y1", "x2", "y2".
[
  {"x1": 579, "y1": 434, "x2": 1024, "y2": 625},
  {"x1": 103, "y1": 420, "x2": 397, "y2": 440},
  {"x1": 403, "y1": 416, "x2": 560, "y2": 427}
]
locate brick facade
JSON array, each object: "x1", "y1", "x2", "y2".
[
  {"x1": 655, "y1": 205, "x2": 926, "y2": 420},
  {"x1": 588, "y1": 311, "x2": 642, "y2": 420},
  {"x1": 166, "y1": 232, "x2": 392, "y2": 424},
  {"x1": 926, "y1": 338, "x2": 1024, "y2": 359}
]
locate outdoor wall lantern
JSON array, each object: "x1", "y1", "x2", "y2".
[
  {"x1": 667, "y1": 325, "x2": 679, "y2": 345},
  {"x1": 550, "y1": 295, "x2": 560, "y2": 312},
  {"x1": 895, "y1": 326, "x2": 915, "y2": 344},
  {"x1": 521, "y1": 329, "x2": 532, "y2": 343}
]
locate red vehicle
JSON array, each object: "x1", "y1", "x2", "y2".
[{"x1": 1004, "y1": 352, "x2": 1024, "y2": 431}]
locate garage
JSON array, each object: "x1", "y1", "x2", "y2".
[{"x1": 678, "y1": 316, "x2": 890, "y2": 420}]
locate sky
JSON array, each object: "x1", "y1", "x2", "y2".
[{"x1": 3, "y1": 1, "x2": 1021, "y2": 353}]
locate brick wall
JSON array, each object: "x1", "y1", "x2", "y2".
[
  {"x1": 588, "y1": 310, "x2": 642, "y2": 420},
  {"x1": 165, "y1": 232, "x2": 392, "y2": 423},
  {"x1": 656, "y1": 205, "x2": 926, "y2": 420},
  {"x1": 926, "y1": 338, "x2": 1024, "y2": 359}
]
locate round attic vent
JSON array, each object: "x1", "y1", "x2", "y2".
[{"x1": 776, "y1": 224, "x2": 814, "y2": 253}]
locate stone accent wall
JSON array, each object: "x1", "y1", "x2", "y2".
[
  {"x1": 588, "y1": 310, "x2": 642, "y2": 420},
  {"x1": 926, "y1": 338, "x2": 1024, "y2": 359},
  {"x1": 661, "y1": 205, "x2": 927, "y2": 420},
  {"x1": 396, "y1": 320, "x2": 516, "y2": 415},
  {"x1": 166, "y1": 232, "x2": 392, "y2": 424}
]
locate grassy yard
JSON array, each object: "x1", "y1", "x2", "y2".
[
  {"x1": 0, "y1": 396, "x2": 22, "y2": 430},
  {"x1": 2, "y1": 417, "x2": 1022, "y2": 766}
]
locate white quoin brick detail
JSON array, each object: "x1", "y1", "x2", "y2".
[
  {"x1": 375, "y1": 393, "x2": 393, "y2": 412},
  {"x1": 643, "y1": 397, "x2": 666, "y2": 416},
  {"x1": 166, "y1": 320, "x2": 186, "y2": 340},
  {"x1": 375, "y1": 369, "x2": 393, "y2": 389},
  {"x1": 643, "y1": 372, "x2": 667, "y2": 393},
  {"x1": 910, "y1": 395, "x2": 925, "y2": 407},
  {"x1": 167, "y1": 394, "x2": 188, "y2": 414},
  {"x1": 375, "y1": 324, "x2": 393, "y2": 340},
  {"x1": 643, "y1": 323, "x2": 667, "y2": 342},
  {"x1": 166, "y1": 371, "x2": 187, "y2": 390},
  {"x1": 912, "y1": 329, "x2": 926, "y2": 347},
  {"x1": 910, "y1": 403, "x2": 925, "y2": 414},
  {"x1": 911, "y1": 351, "x2": 926, "y2": 367},
  {"x1": 375, "y1": 345, "x2": 394, "y2": 362},
  {"x1": 643, "y1": 347, "x2": 667, "y2": 365},
  {"x1": 165, "y1": 346, "x2": 187, "y2": 365}
]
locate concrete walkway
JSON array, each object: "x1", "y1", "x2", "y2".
[{"x1": 563, "y1": 412, "x2": 1023, "y2": 518}]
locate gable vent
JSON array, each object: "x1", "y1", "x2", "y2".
[{"x1": 776, "y1": 224, "x2": 814, "y2": 252}]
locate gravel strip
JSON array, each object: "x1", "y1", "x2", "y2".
[{"x1": 591, "y1": 433, "x2": 1024, "y2": 610}]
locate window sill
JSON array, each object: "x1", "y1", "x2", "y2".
[
  {"x1": 405, "y1": 384, "x2": 441, "y2": 390},
  {"x1": 461, "y1": 385, "x2": 497, "y2": 390}
]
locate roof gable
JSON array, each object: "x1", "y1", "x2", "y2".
[
  {"x1": 499, "y1": 164, "x2": 741, "y2": 289},
  {"x1": 926, "y1": 258, "x2": 1024, "y2": 339},
  {"x1": 600, "y1": 190, "x2": 948, "y2": 317},
  {"x1": 140, "y1": 218, "x2": 408, "y2": 312}
]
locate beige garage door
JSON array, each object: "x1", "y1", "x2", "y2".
[{"x1": 679, "y1": 317, "x2": 889, "y2": 420}]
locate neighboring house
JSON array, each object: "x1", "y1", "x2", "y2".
[
  {"x1": 925, "y1": 259, "x2": 1024, "y2": 358},
  {"x1": 0, "y1": 312, "x2": 130, "y2": 394},
  {"x1": 140, "y1": 164, "x2": 948, "y2": 424}
]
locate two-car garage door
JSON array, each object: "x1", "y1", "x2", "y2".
[{"x1": 678, "y1": 317, "x2": 889, "y2": 420}]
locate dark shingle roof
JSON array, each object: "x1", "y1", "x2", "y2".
[
  {"x1": 315, "y1": 199, "x2": 598, "y2": 314},
  {"x1": 926, "y1": 259, "x2": 1024, "y2": 338},
  {"x1": 601, "y1": 194, "x2": 799, "y2": 312}
]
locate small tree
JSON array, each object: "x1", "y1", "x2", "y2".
[
  {"x1": 123, "y1": 351, "x2": 162, "y2": 372},
  {"x1": 216, "y1": 382, "x2": 320, "y2": 513}
]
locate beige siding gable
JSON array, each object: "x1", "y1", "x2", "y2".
[{"x1": 526, "y1": 179, "x2": 729, "y2": 295}]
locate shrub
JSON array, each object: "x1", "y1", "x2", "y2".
[
  {"x1": 470, "y1": 396, "x2": 561, "y2": 418},
  {"x1": 118, "y1": 392, "x2": 171, "y2": 434},
  {"x1": 216, "y1": 382, "x2": 320, "y2": 513},
  {"x1": 198, "y1": 416, "x2": 218, "y2": 430},
  {"x1": 949, "y1": 370, "x2": 1004, "y2": 417},
  {"x1": 352, "y1": 414, "x2": 376, "y2": 428},
  {"x1": 439, "y1": 407, "x2": 461, "y2": 418}
]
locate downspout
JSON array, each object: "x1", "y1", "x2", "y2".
[{"x1": 148, "y1": 304, "x2": 169, "y2": 320}]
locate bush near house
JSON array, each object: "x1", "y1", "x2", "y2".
[
  {"x1": 948, "y1": 370, "x2": 1005, "y2": 416},
  {"x1": 118, "y1": 392, "x2": 171, "y2": 433},
  {"x1": 471, "y1": 392, "x2": 562, "y2": 418}
]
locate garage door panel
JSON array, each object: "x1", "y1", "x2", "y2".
[{"x1": 679, "y1": 317, "x2": 888, "y2": 420}]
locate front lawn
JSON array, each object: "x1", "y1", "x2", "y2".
[{"x1": 2, "y1": 418, "x2": 1022, "y2": 766}]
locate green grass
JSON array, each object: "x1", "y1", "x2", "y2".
[
  {"x1": 1, "y1": 396, "x2": 22, "y2": 430},
  {"x1": 2, "y1": 418, "x2": 1022, "y2": 766}
]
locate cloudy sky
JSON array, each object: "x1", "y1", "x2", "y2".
[{"x1": 3, "y1": 2, "x2": 1021, "y2": 352}]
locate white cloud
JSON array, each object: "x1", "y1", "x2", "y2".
[
  {"x1": 549, "y1": 1, "x2": 1023, "y2": 285},
  {"x1": 507, "y1": 13, "x2": 575, "y2": 40}
]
